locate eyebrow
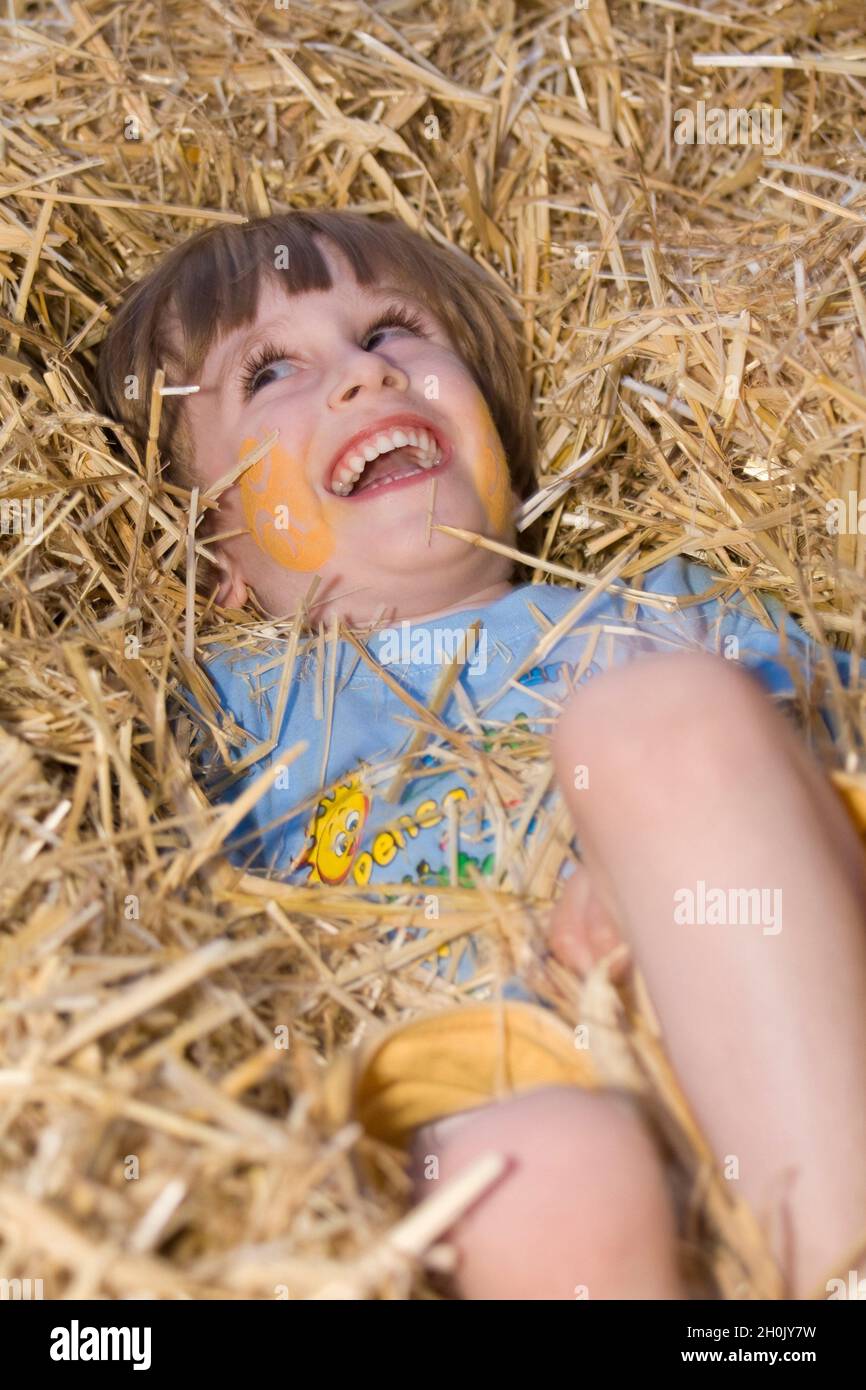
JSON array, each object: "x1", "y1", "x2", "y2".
[{"x1": 218, "y1": 283, "x2": 432, "y2": 387}]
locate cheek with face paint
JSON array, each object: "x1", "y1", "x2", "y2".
[
  {"x1": 471, "y1": 400, "x2": 513, "y2": 535},
  {"x1": 238, "y1": 437, "x2": 336, "y2": 572}
]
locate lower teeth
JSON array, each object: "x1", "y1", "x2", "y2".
[
  {"x1": 359, "y1": 465, "x2": 422, "y2": 494},
  {"x1": 342, "y1": 449, "x2": 442, "y2": 496}
]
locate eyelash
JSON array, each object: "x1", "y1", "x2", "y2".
[{"x1": 239, "y1": 304, "x2": 428, "y2": 398}]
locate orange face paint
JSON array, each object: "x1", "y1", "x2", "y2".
[
  {"x1": 238, "y1": 437, "x2": 335, "y2": 572},
  {"x1": 470, "y1": 400, "x2": 512, "y2": 535}
]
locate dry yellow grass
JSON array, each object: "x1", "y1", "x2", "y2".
[{"x1": 2, "y1": 0, "x2": 866, "y2": 1299}]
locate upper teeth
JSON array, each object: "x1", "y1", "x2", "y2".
[{"x1": 330, "y1": 426, "x2": 442, "y2": 496}]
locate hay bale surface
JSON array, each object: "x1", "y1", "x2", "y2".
[{"x1": 2, "y1": 0, "x2": 865, "y2": 1298}]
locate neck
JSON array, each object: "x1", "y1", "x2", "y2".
[
  {"x1": 283, "y1": 579, "x2": 514, "y2": 635},
  {"x1": 394, "y1": 580, "x2": 513, "y2": 625}
]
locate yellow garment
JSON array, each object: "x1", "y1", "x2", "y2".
[
  {"x1": 322, "y1": 999, "x2": 599, "y2": 1150},
  {"x1": 831, "y1": 768, "x2": 866, "y2": 838}
]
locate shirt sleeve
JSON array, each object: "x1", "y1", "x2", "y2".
[
  {"x1": 168, "y1": 645, "x2": 283, "y2": 869},
  {"x1": 610, "y1": 555, "x2": 850, "y2": 696}
]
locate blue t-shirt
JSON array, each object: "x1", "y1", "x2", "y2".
[{"x1": 183, "y1": 557, "x2": 848, "y2": 998}]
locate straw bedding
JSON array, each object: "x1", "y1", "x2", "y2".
[{"x1": 2, "y1": 0, "x2": 865, "y2": 1299}]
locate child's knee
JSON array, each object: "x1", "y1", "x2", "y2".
[
  {"x1": 409, "y1": 1086, "x2": 682, "y2": 1299},
  {"x1": 552, "y1": 651, "x2": 774, "y2": 800}
]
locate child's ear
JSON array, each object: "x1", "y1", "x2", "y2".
[{"x1": 212, "y1": 553, "x2": 248, "y2": 609}]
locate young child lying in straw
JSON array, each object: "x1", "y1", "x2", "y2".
[{"x1": 98, "y1": 209, "x2": 866, "y2": 1301}]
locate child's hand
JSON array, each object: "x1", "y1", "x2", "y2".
[{"x1": 548, "y1": 860, "x2": 631, "y2": 983}]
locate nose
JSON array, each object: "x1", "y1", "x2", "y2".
[{"x1": 327, "y1": 347, "x2": 409, "y2": 408}]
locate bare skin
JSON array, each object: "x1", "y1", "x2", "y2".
[
  {"x1": 408, "y1": 1087, "x2": 683, "y2": 1300},
  {"x1": 409, "y1": 653, "x2": 866, "y2": 1300},
  {"x1": 184, "y1": 238, "x2": 518, "y2": 627}
]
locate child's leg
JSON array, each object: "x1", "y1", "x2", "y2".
[
  {"x1": 551, "y1": 651, "x2": 866, "y2": 1298},
  {"x1": 408, "y1": 1085, "x2": 684, "y2": 1300}
]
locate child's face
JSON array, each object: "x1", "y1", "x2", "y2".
[{"x1": 184, "y1": 239, "x2": 518, "y2": 624}]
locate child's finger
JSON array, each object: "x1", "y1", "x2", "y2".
[{"x1": 548, "y1": 860, "x2": 631, "y2": 981}]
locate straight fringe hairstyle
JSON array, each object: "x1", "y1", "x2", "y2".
[{"x1": 96, "y1": 210, "x2": 539, "y2": 503}]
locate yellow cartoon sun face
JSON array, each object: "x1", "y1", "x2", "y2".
[{"x1": 300, "y1": 778, "x2": 369, "y2": 885}]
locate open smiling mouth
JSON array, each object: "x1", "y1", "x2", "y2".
[{"x1": 329, "y1": 426, "x2": 448, "y2": 499}]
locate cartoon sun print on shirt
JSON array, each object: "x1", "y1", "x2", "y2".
[{"x1": 296, "y1": 776, "x2": 370, "y2": 885}]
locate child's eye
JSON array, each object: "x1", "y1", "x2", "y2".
[
  {"x1": 362, "y1": 304, "x2": 428, "y2": 350},
  {"x1": 239, "y1": 304, "x2": 428, "y2": 399},
  {"x1": 240, "y1": 345, "x2": 295, "y2": 398}
]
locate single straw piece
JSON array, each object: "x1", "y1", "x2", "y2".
[{"x1": 307, "y1": 1152, "x2": 507, "y2": 1299}]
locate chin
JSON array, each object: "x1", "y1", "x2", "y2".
[{"x1": 392, "y1": 528, "x2": 483, "y2": 573}]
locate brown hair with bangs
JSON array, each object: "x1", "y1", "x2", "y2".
[{"x1": 96, "y1": 210, "x2": 539, "y2": 504}]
